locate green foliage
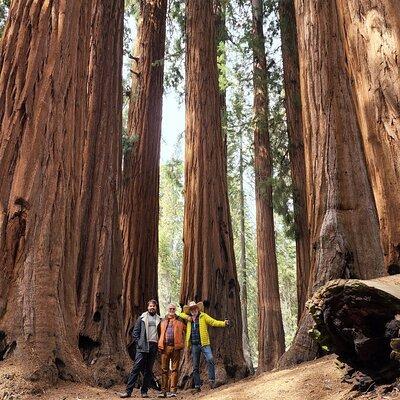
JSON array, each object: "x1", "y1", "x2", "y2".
[
  {"x1": 158, "y1": 160, "x2": 184, "y2": 316},
  {"x1": 121, "y1": 131, "x2": 139, "y2": 155},
  {"x1": 0, "y1": 0, "x2": 10, "y2": 38}
]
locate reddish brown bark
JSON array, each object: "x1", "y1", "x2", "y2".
[
  {"x1": 335, "y1": 0, "x2": 400, "y2": 274},
  {"x1": 0, "y1": 0, "x2": 92, "y2": 384},
  {"x1": 278, "y1": 0, "x2": 310, "y2": 322},
  {"x1": 278, "y1": 0, "x2": 385, "y2": 367},
  {"x1": 179, "y1": 0, "x2": 248, "y2": 385},
  {"x1": 120, "y1": 0, "x2": 167, "y2": 340},
  {"x1": 0, "y1": 0, "x2": 128, "y2": 388},
  {"x1": 251, "y1": 0, "x2": 285, "y2": 372},
  {"x1": 76, "y1": 0, "x2": 128, "y2": 385}
]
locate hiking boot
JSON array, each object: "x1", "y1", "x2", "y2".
[
  {"x1": 167, "y1": 393, "x2": 177, "y2": 398},
  {"x1": 119, "y1": 393, "x2": 132, "y2": 399},
  {"x1": 141, "y1": 393, "x2": 149, "y2": 398},
  {"x1": 210, "y1": 381, "x2": 221, "y2": 389},
  {"x1": 191, "y1": 387, "x2": 201, "y2": 395},
  {"x1": 158, "y1": 392, "x2": 167, "y2": 398}
]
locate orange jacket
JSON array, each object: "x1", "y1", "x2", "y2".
[{"x1": 158, "y1": 316, "x2": 186, "y2": 351}]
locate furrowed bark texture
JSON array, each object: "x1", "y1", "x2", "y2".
[
  {"x1": 0, "y1": 0, "x2": 91, "y2": 383},
  {"x1": 0, "y1": 0, "x2": 128, "y2": 388},
  {"x1": 76, "y1": 0, "x2": 128, "y2": 385},
  {"x1": 278, "y1": 0, "x2": 385, "y2": 368},
  {"x1": 252, "y1": 0, "x2": 285, "y2": 372},
  {"x1": 335, "y1": 0, "x2": 400, "y2": 274},
  {"x1": 180, "y1": 0, "x2": 248, "y2": 385},
  {"x1": 121, "y1": 0, "x2": 167, "y2": 339},
  {"x1": 279, "y1": 0, "x2": 310, "y2": 322}
]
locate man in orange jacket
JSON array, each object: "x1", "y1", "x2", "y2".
[{"x1": 157, "y1": 303, "x2": 186, "y2": 398}]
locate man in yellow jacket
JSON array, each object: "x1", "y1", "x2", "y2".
[{"x1": 179, "y1": 301, "x2": 229, "y2": 393}]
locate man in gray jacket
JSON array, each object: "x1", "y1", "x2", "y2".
[{"x1": 120, "y1": 299, "x2": 161, "y2": 398}]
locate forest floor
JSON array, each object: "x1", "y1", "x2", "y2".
[{"x1": 2, "y1": 355, "x2": 400, "y2": 400}]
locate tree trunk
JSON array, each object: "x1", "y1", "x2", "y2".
[
  {"x1": 179, "y1": 0, "x2": 248, "y2": 386},
  {"x1": 0, "y1": 0, "x2": 92, "y2": 384},
  {"x1": 278, "y1": 0, "x2": 386, "y2": 368},
  {"x1": 0, "y1": 0, "x2": 128, "y2": 389},
  {"x1": 214, "y1": 0, "x2": 228, "y2": 167},
  {"x1": 120, "y1": 0, "x2": 167, "y2": 340},
  {"x1": 251, "y1": 0, "x2": 285, "y2": 372},
  {"x1": 309, "y1": 275, "x2": 400, "y2": 382},
  {"x1": 238, "y1": 133, "x2": 254, "y2": 372},
  {"x1": 278, "y1": 0, "x2": 310, "y2": 322},
  {"x1": 76, "y1": 0, "x2": 129, "y2": 385},
  {"x1": 335, "y1": 0, "x2": 400, "y2": 274}
]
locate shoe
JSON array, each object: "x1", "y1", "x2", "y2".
[
  {"x1": 191, "y1": 387, "x2": 201, "y2": 395},
  {"x1": 119, "y1": 393, "x2": 131, "y2": 399},
  {"x1": 158, "y1": 392, "x2": 167, "y2": 398},
  {"x1": 210, "y1": 381, "x2": 221, "y2": 389},
  {"x1": 167, "y1": 393, "x2": 177, "y2": 398},
  {"x1": 141, "y1": 393, "x2": 149, "y2": 398}
]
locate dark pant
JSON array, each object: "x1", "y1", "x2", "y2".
[
  {"x1": 126, "y1": 342, "x2": 158, "y2": 395},
  {"x1": 191, "y1": 344, "x2": 215, "y2": 388}
]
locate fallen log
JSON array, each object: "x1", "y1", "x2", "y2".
[{"x1": 308, "y1": 275, "x2": 400, "y2": 383}]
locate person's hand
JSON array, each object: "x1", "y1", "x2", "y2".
[
  {"x1": 188, "y1": 316, "x2": 193, "y2": 322},
  {"x1": 224, "y1": 319, "x2": 230, "y2": 326}
]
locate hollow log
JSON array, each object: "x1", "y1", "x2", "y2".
[{"x1": 309, "y1": 275, "x2": 400, "y2": 381}]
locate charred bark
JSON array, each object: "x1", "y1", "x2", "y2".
[
  {"x1": 120, "y1": 0, "x2": 167, "y2": 340},
  {"x1": 278, "y1": 0, "x2": 385, "y2": 368},
  {"x1": 179, "y1": 0, "x2": 248, "y2": 386},
  {"x1": 279, "y1": 0, "x2": 310, "y2": 322},
  {"x1": 251, "y1": 0, "x2": 285, "y2": 372},
  {"x1": 309, "y1": 276, "x2": 400, "y2": 383}
]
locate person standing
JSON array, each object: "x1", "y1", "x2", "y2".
[
  {"x1": 157, "y1": 303, "x2": 186, "y2": 398},
  {"x1": 120, "y1": 299, "x2": 161, "y2": 398},
  {"x1": 180, "y1": 301, "x2": 230, "y2": 393}
]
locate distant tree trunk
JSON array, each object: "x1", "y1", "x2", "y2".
[
  {"x1": 251, "y1": 0, "x2": 285, "y2": 372},
  {"x1": 335, "y1": 0, "x2": 400, "y2": 274},
  {"x1": 278, "y1": 0, "x2": 310, "y2": 322},
  {"x1": 179, "y1": 0, "x2": 248, "y2": 385},
  {"x1": 0, "y1": 0, "x2": 92, "y2": 384},
  {"x1": 278, "y1": 0, "x2": 386, "y2": 368},
  {"x1": 120, "y1": 0, "x2": 167, "y2": 339},
  {"x1": 215, "y1": 0, "x2": 228, "y2": 166},
  {"x1": 76, "y1": 0, "x2": 128, "y2": 385},
  {"x1": 238, "y1": 132, "x2": 254, "y2": 372}
]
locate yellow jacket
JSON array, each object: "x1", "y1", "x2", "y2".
[{"x1": 179, "y1": 311, "x2": 226, "y2": 347}]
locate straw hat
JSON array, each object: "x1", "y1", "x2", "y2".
[{"x1": 183, "y1": 301, "x2": 204, "y2": 314}]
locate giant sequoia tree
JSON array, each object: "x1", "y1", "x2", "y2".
[
  {"x1": 180, "y1": 0, "x2": 248, "y2": 384},
  {"x1": 121, "y1": 0, "x2": 167, "y2": 338},
  {"x1": 279, "y1": 0, "x2": 310, "y2": 322},
  {"x1": 0, "y1": 0, "x2": 126, "y2": 386},
  {"x1": 335, "y1": 0, "x2": 400, "y2": 274},
  {"x1": 251, "y1": 0, "x2": 285, "y2": 371},
  {"x1": 279, "y1": 0, "x2": 386, "y2": 367},
  {"x1": 76, "y1": 0, "x2": 128, "y2": 383}
]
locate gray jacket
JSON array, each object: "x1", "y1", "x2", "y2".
[{"x1": 132, "y1": 312, "x2": 161, "y2": 353}]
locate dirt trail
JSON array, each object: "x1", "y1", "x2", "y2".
[{"x1": 2, "y1": 356, "x2": 400, "y2": 399}]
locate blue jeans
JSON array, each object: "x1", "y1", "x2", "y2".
[{"x1": 191, "y1": 344, "x2": 215, "y2": 388}]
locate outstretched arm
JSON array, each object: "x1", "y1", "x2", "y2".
[
  {"x1": 204, "y1": 313, "x2": 228, "y2": 328},
  {"x1": 178, "y1": 312, "x2": 193, "y2": 322}
]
